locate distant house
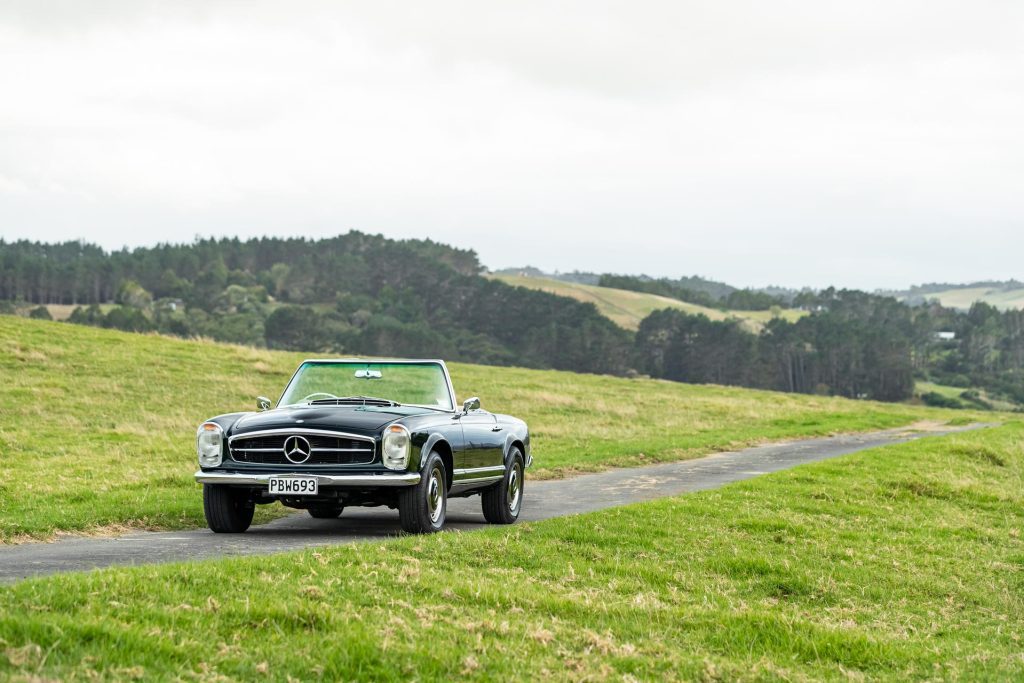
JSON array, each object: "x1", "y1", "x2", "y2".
[{"x1": 934, "y1": 331, "x2": 956, "y2": 341}]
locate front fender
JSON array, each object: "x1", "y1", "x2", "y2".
[
  {"x1": 502, "y1": 427, "x2": 531, "y2": 467},
  {"x1": 204, "y1": 412, "x2": 249, "y2": 433},
  {"x1": 201, "y1": 412, "x2": 249, "y2": 455},
  {"x1": 411, "y1": 432, "x2": 451, "y2": 472}
]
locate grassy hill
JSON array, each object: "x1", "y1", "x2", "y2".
[
  {"x1": 489, "y1": 274, "x2": 804, "y2": 331},
  {"x1": 905, "y1": 285, "x2": 1024, "y2": 311},
  {"x1": 2, "y1": 421, "x2": 1021, "y2": 679},
  {"x1": 0, "y1": 315, "x2": 981, "y2": 541}
]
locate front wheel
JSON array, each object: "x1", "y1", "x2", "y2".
[
  {"x1": 398, "y1": 452, "x2": 447, "y2": 533},
  {"x1": 482, "y1": 449, "x2": 524, "y2": 524},
  {"x1": 203, "y1": 484, "x2": 255, "y2": 533}
]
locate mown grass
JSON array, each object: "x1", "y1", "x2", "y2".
[
  {"x1": 489, "y1": 274, "x2": 806, "y2": 331},
  {"x1": 0, "y1": 316, "x2": 991, "y2": 541},
  {"x1": 1, "y1": 423, "x2": 1021, "y2": 680}
]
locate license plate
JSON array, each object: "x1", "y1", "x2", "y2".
[{"x1": 268, "y1": 477, "x2": 318, "y2": 496}]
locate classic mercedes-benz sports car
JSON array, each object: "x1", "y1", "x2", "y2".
[{"x1": 194, "y1": 359, "x2": 531, "y2": 534}]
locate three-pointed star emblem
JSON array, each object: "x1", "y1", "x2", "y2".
[{"x1": 283, "y1": 435, "x2": 312, "y2": 464}]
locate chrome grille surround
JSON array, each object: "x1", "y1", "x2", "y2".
[{"x1": 228, "y1": 428, "x2": 376, "y2": 466}]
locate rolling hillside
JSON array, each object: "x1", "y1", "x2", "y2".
[
  {"x1": 489, "y1": 273, "x2": 804, "y2": 330},
  {"x1": 3, "y1": 405, "x2": 1021, "y2": 679},
  {"x1": 0, "y1": 315, "x2": 979, "y2": 541},
  {"x1": 908, "y1": 285, "x2": 1024, "y2": 311},
  {"x1": 2, "y1": 315, "x2": 1020, "y2": 680}
]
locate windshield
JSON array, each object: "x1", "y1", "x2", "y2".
[{"x1": 278, "y1": 361, "x2": 453, "y2": 410}]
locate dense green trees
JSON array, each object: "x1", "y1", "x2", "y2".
[
  {"x1": 932, "y1": 303, "x2": 1024, "y2": 404},
  {"x1": 0, "y1": 234, "x2": 631, "y2": 375},
  {"x1": 2, "y1": 235, "x2": 1022, "y2": 406},
  {"x1": 265, "y1": 306, "x2": 326, "y2": 351},
  {"x1": 598, "y1": 274, "x2": 720, "y2": 307},
  {"x1": 598, "y1": 273, "x2": 784, "y2": 310},
  {"x1": 634, "y1": 289, "x2": 1021, "y2": 404}
]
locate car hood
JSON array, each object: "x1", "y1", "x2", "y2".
[{"x1": 228, "y1": 405, "x2": 427, "y2": 438}]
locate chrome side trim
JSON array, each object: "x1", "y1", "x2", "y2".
[
  {"x1": 194, "y1": 471, "x2": 420, "y2": 487},
  {"x1": 451, "y1": 475, "x2": 503, "y2": 486},
  {"x1": 453, "y1": 465, "x2": 506, "y2": 477},
  {"x1": 227, "y1": 428, "x2": 376, "y2": 445}
]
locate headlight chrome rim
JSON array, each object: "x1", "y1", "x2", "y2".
[{"x1": 196, "y1": 422, "x2": 224, "y2": 468}]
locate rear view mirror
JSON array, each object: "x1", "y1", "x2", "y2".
[
  {"x1": 462, "y1": 397, "x2": 481, "y2": 413},
  {"x1": 256, "y1": 396, "x2": 272, "y2": 411},
  {"x1": 355, "y1": 369, "x2": 383, "y2": 379}
]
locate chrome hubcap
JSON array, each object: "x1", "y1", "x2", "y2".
[
  {"x1": 507, "y1": 463, "x2": 522, "y2": 513},
  {"x1": 427, "y1": 467, "x2": 444, "y2": 524}
]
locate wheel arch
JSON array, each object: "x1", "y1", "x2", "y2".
[
  {"x1": 421, "y1": 434, "x2": 454, "y2": 491},
  {"x1": 504, "y1": 433, "x2": 527, "y2": 466}
]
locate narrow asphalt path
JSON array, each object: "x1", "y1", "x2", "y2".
[{"x1": 0, "y1": 424, "x2": 986, "y2": 583}]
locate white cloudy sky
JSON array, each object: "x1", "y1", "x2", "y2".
[{"x1": 1, "y1": 1, "x2": 1021, "y2": 289}]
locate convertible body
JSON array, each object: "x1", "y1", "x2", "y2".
[{"x1": 194, "y1": 359, "x2": 531, "y2": 533}]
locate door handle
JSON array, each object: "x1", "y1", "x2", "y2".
[{"x1": 491, "y1": 426, "x2": 503, "y2": 432}]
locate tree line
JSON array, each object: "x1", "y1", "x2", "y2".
[
  {"x1": 598, "y1": 273, "x2": 784, "y2": 310},
  {"x1": 0, "y1": 234, "x2": 632, "y2": 375},
  {"x1": 634, "y1": 290, "x2": 1024, "y2": 406},
  {"x1": 2, "y1": 235, "x2": 1022, "y2": 407}
]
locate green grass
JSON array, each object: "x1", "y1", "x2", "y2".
[
  {"x1": 912, "y1": 286, "x2": 1024, "y2": 311},
  {"x1": 1, "y1": 422, "x2": 1021, "y2": 680},
  {"x1": 489, "y1": 274, "x2": 805, "y2": 331},
  {"x1": 915, "y1": 381, "x2": 1021, "y2": 412},
  {"x1": 914, "y1": 381, "x2": 965, "y2": 400},
  {"x1": 0, "y1": 316, "x2": 991, "y2": 541}
]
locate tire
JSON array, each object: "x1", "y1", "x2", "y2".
[
  {"x1": 482, "y1": 448, "x2": 524, "y2": 525},
  {"x1": 398, "y1": 452, "x2": 447, "y2": 533},
  {"x1": 203, "y1": 484, "x2": 255, "y2": 533},
  {"x1": 308, "y1": 506, "x2": 343, "y2": 519}
]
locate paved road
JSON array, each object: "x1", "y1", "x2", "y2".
[{"x1": 0, "y1": 424, "x2": 985, "y2": 583}]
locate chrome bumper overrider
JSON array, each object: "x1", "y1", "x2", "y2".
[{"x1": 194, "y1": 470, "x2": 421, "y2": 487}]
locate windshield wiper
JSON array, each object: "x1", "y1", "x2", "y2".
[{"x1": 308, "y1": 396, "x2": 400, "y2": 407}]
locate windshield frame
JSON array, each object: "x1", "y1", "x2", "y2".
[{"x1": 276, "y1": 359, "x2": 456, "y2": 412}]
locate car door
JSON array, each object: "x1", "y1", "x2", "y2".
[{"x1": 456, "y1": 409, "x2": 505, "y2": 475}]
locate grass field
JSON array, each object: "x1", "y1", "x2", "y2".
[
  {"x1": 910, "y1": 286, "x2": 1024, "y2": 311},
  {"x1": 0, "y1": 316, "x2": 990, "y2": 542},
  {"x1": 1, "y1": 422, "x2": 1021, "y2": 680},
  {"x1": 489, "y1": 274, "x2": 805, "y2": 331},
  {"x1": 915, "y1": 381, "x2": 1021, "y2": 412}
]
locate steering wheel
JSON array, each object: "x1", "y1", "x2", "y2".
[{"x1": 299, "y1": 392, "x2": 338, "y2": 403}]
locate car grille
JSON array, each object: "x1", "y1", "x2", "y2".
[{"x1": 229, "y1": 434, "x2": 375, "y2": 465}]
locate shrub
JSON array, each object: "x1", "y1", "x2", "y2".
[{"x1": 921, "y1": 391, "x2": 964, "y2": 409}]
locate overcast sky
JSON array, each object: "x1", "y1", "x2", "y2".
[{"x1": 1, "y1": 1, "x2": 1021, "y2": 289}]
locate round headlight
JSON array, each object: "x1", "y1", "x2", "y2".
[
  {"x1": 382, "y1": 425, "x2": 411, "y2": 470},
  {"x1": 196, "y1": 422, "x2": 224, "y2": 467}
]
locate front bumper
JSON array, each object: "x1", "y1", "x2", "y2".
[{"x1": 194, "y1": 470, "x2": 421, "y2": 487}]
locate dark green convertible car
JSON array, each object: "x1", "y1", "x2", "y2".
[{"x1": 195, "y1": 359, "x2": 531, "y2": 534}]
